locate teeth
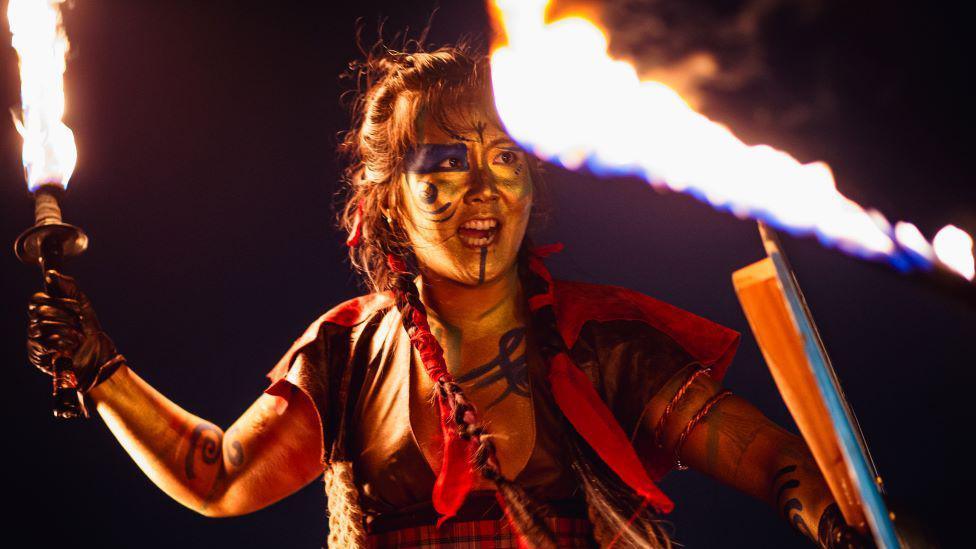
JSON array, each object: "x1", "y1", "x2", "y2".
[
  {"x1": 458, "y1": 218, "x2": 499, "y2": 247},
  {"x1": 460, "y1": 218, "x2": 498, "y2": 230}
]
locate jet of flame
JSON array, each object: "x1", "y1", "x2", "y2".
[
  {"x1": 489, "y1": 0, "x2": 975, "y2": 281},
  {"x1": 7, "y1": 0, "x2": 77, "y2": 191}
]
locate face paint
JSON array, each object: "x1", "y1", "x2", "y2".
[
  {"x1": 399, "y1": 106, "x2": 534, "y2": 287},
  {"x1": 473, "y1": 120, "x2": 488, "y2": 142},
  {"x1": 418, "y1": 181, "x2": 438, "y2": 204},
  {"x1": 433, "y1": 207, "x2": 457, "y2": 223},
  {"x1": 404, "y1": 144, "x2": 470, "y2": 173},
  {"x1": 478, "y1": 246, "x2": 488, "y2": 285},
  {"x1": 409, "y1": 178, "x2": 456, "y2": 223}
]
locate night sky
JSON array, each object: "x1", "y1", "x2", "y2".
[{"x1": 1, "y1": 1, "x2": 972, "y2": 547}]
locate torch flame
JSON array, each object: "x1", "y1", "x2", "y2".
[
  {"x1": 7, "y1": 0, "x2": 77, "y2": 191},
  {"x1": 933, "y1": 226, "x2": 975, "y2": 281},
  {"x1": 489, "y1": 0, "x2": 975, "y2": 281}
]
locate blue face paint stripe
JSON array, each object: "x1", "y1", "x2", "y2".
[{"x1": 405, "y1": 144, "x2": 469, "y2": 173}]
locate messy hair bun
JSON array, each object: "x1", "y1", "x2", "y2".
[{"x1": 338, "y1": 35, "x2": 495, "y2": 291}]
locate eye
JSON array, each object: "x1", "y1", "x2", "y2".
[
  {"x1": 437, "y1": 157, "x2": 463, "y2": 169},
  {"x1": 493, "y1": 150, "x2": 518, "y2": 165}
]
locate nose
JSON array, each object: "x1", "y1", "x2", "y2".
[{"x1": 464, "y1": 160, "x2": 500, "y2": 204}]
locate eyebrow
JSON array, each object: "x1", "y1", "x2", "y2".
[
  {"x1": 447, "y1": 131, "x2": 474, "y2": 143},
  {"x1": 486, "y1": 136, "x2": 521, "y2": 151},
  {"x1": 404, "y1": 143, "x2": 470, "y2": 173}
]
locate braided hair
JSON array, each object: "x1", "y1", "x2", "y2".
[
  {"x1": 388, "y1": 251, "x2": 557, "y2": 548},
  {"x1": 337, "y1": 34, "x2": 671, "y2": 548}
]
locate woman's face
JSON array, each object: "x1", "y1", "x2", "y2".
[{"x1": 398, "y1": 107, "x2": 533, "y2": 287}]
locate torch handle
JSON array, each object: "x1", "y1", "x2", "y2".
[{"x1": 39, "y1": 218, "x2": 88, "y2": 420}]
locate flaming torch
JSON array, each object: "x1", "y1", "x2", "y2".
[
  {"x1": 488, "y1": 0, "x2": 975, "y2": 288},
  {"x1": 8, "y1": 0, "x2": 88, "y2": 419},
  {"x1": 487, "y1": 0, "x2": 973, "y2": 546}
]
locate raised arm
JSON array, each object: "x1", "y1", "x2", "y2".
[
  {"x1": 27, "y1": 271, "x2": 323, "y2": 517},
  {"x1": 90, "y1": 366, "x2": 322, "y2": 516},
  {"x1": 642, "y1": 365, "x2": 868, "y2": 547}
]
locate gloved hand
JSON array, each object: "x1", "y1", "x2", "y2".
[
  {"x1": 27, "y1": 271, "x2": 125, "y2": 393},
  {"x1": 818, "y1": 500, "x2": 938, "y2": 549}
]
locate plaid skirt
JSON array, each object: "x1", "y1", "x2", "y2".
[{"x1": 367, "y1": 516, "x2": 596, "y2": 548}]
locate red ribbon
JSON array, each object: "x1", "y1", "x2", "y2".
[
  {"x1": 527, "y1": 244, "x2": 560, "y2": 312},
  {"x1": 432, "y1": 393, "x2": 476, "y2": 525},
  {"x1": 405, "y1": 244, "x2": 676, "y2": 523},
  {"x1": 530, "y1": 242, "x2": 564, "y2": 258},
  {"x1": 548, "y1": 352, "x2": 673, "y2": 513},
  {"x1": 345, "y1": 200, "x2": 364, "y2": 248},
  {"x1": 387, "y1": 257, "x2": 476, "y2": 522}
]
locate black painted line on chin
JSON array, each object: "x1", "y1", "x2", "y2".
[
  {"x1": 422, "y1": 201, "x2": 452, "y2": 215},
  {"x1": 478, "y1": 246, "x2": 487, "y2": 285}
]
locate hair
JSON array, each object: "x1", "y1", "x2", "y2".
[{"x1": 334, "y1": 34, "x2": 670, "y2": 548}]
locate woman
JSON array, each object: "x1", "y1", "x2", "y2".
[{"x1": 26, "y1": 42, "x2": 866, "y2": 548}]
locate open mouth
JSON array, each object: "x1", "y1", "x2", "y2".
[{"x1": 458, "y1": 218, "x2": 500, "y2": 247}]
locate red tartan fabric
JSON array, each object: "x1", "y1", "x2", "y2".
[{"x1": 367, "y1": 517, "x2": 595, "y2": 548}]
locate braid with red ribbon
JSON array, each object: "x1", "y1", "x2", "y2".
[{"x1": 387, "y1": 253, "x2": 556, "y2": 548}]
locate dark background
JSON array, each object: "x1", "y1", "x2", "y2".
[{"x1": 1, "y1": 1, "x2": 972, "y2": 547}]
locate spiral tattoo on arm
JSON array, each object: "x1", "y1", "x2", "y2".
[{"x1": 185, "y1": 423, "x2": 222, "y2": 480}]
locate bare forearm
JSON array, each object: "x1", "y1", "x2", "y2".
[
  {"x1": 89, "y1": 365, "x2": 229, "y2": 514},
  {"x1": 647, "y1": 369, "x2": 839, "y2": 546},
  {"x1": 769, "y1": 441, "x2": 836, "y2": 544},
  {"x1": 736, "y1": 420, "x2": 834, "y2": 542},
  {"x1": 88, "y1": 364, "x2": 323, "y2": 517},
  {"x1": 688, "y1": 399, "x2": 832, "y2": 533}
]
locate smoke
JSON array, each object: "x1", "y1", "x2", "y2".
[{"x1": 552, "y1": 0, "x2": 826, "y2": 120}]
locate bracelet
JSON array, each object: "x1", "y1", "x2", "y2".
[
  {"x1": 654, "y1": 365, "x2": 712, "y2": 448},
  {"x1": 673, "y1": 389, "x2": 733, "y2": 470}
]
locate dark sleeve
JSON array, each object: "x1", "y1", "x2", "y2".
[
  {"x1": 265, "y1": 319, "x2": 351, "y2": 464},
  {"x1": 569, "y1": 319, "x2": 700, "y2": 478}
]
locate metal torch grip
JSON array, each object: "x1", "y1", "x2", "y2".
[
  {"x1": 40, "y1": 238, "x2": 88, "y2": 420},
  {"x1": 15, "y1": 187, "x2": 90, "y2": 419}
]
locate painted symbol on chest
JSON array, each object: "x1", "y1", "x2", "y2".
[{"x1": 455, "y1": 327, "x2": 529, "y2": 408}]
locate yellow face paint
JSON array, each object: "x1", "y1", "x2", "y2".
[{"x1": 400, "y1": 107, "x2": 533, "y2": 286}]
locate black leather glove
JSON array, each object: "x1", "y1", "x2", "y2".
[
  {"x1": 27, "y1": 271, "x2": 124, "y2": 392},
  {"x1": 818, "y1": 501, "x2": 939, "y2": 549}
]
